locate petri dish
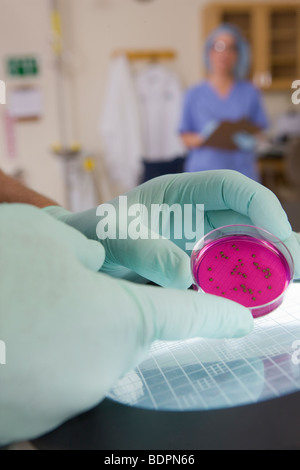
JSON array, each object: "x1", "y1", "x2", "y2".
[{"x1": 191, "y1": 224, "x2": 294, "y2": 318}]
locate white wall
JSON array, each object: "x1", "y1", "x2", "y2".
[
  {"x1": 0, "y1": 0, "x2": 66, "y2": 204},
  {"x1": 0, "y1": 0, "x2": 295, "y2": 205}
]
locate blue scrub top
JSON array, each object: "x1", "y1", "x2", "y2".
[{"x1": 179, "y1": 80, "x2": 269, "y2": 181}]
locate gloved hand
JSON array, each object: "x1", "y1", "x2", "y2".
[
  {"x1": 201, "y1": 119, "x2": 220, "y2": 140},
  {"x1": 0, "y1": 203, "x2": 253, "y2": 446},
  {"x1": 233, "y1": 131, "x2": 257, "y2": 152},
  {"x1": 43, "y1": 170, "x2": 300, "y2": 286}
]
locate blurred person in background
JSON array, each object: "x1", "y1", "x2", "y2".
[{"x1": 179, "y1": 24, "x2": 269, "y2": 182}]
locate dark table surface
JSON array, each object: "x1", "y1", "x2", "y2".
[{"x1": 32, "y1": 391, "x2": 300, "y2": 450}]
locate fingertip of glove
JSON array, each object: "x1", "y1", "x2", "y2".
[
  {"x1": 249, "y1": 189, "x2": 292, "y2": 241},
  {"x1": 221, "y1": 298, "x2": 254, "y2": 338},
  {"x1": 280, "y1": 232, "x2": 300, "y2": 280},
  {"x1": 203, "y1": 296, "x2": 254, "y2": 339},
  {"x1": 231, "y1": 306, "x2": 254, "y2": 338}
]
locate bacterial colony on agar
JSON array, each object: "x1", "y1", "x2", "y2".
[{"x1": 191, "y1": 226, "x2": 294, "y2": 318}]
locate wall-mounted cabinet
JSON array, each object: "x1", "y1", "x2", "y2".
[{"x1": 202, "y1": 2, "x2": 300, "y2": 91}]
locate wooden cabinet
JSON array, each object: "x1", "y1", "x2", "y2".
[{"x1": 202, "y1": 2, "x2": 300, "y2": 91}]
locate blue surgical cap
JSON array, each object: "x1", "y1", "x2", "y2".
[{"x1": 204, "y1": 23, "x2": 251, "y2": 80}]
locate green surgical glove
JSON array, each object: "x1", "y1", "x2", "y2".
[
  {"x1": 43, "y1": 170, "x2": 300, "y2": 284},
  {"x1": 0, "y1": 203, "x2": 253, "y2": 446}
]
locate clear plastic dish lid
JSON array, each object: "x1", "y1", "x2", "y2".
[{"x1": 191, "y1": 224, "x2": 295, "y2": 318}]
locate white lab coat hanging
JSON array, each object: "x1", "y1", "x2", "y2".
[
  {"x1": 99, "y1": 55, "x2": 143, "y2": 191},
  {"x1": 135, "y1": 63, "x2": 186, "y2": 162}
]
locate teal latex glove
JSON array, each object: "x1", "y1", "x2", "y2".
[
  {"x1": 233, "y1": 131, "x2": 257, "y2": 152},
  {"x1": 201, "y1": 120, "x2": 220, "y2": 139},
  {"x1": 0, "y1": 203, "x2": 253, "y2": 446},
  {"x1": 43, "y1": 170, "x2": 300, "y2": 285}
]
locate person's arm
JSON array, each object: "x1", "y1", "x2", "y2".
[
  {"x1": 179, "y1": 88, "x2": 206, "y2": 149},
  {"x1": 180, "y1": 122, "x2": 220, "y2": 150},
  {"x1": 0, "y1": 170, "x2": 59, "y2": 208},
  {"x1": 180, "y1": 132, "x2": 205, "y2": 149},
  {"x1": 179, "y1": 86, "x2": 220, "y2": 150}
]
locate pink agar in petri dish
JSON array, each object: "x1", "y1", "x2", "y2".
[{"x1": 191, "y1": 225, "x2": 294, "y2": 318}]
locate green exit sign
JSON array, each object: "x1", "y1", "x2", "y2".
[{"x1": 6, "y1": 57, "x2": 39, "y2": 77}]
